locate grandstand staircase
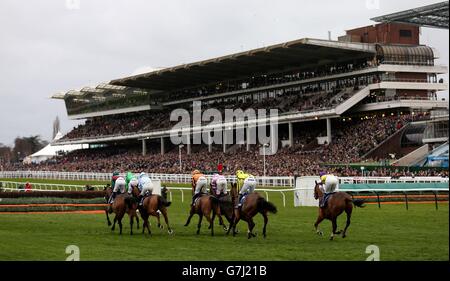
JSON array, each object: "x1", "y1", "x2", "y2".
[
  {"x1": 411, "y1": 141, "x2": 449, "y2": 167},
  {"x1": 330, "y1": 87, "x2": 352, "y2": 104},
  {"x1": 391, "y1": 144, "x2": 430, "y2": 167},
  {"x1": 335, "y1": 85, "x2": 371, "y2": 115},
  {"x1": 362, "y1": 124, "x2": 409, "y2": 160}
]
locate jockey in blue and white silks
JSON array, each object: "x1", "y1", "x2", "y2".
[
  {"x1": 319, "y1": 172, "x2": 339, "y2": 208},
  {"x1": 237, "y1": 173, "x2": 256, "y2": 208},
  {"x1": 137, "y1": 172, "x2": 154, "y2": 205}
]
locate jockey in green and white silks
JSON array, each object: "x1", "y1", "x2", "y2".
[
  {"x1": 237, "y1": 171, "x2": 256, "y2": 208},
  {"x1": 127, "y1": 175, "x2": 139, "y2": 195},
  {"x1": 125, "y1": 171, "x2": 135, "y2": 192},
  {"x1": 319, "y1": 172, "x2": 339, "y2": 208}
]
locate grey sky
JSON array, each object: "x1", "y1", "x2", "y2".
[{"x1": 0, "y1": 0, "x2": 448, "y2": 146}]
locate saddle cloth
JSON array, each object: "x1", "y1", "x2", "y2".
[{"x1": 321, "y1": 192, "x2": 335, "y2": 208}]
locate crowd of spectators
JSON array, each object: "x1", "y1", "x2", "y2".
[
  {"x1": 6, "y1": 113, "x2": 445, "y2": 178},
  {"x1": 61, "y1": 73, "x2": 376, "y2": 141}
]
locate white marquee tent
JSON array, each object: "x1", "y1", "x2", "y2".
[{"x1": 22, "y1": 132, "x2": 86, "y2": 164}]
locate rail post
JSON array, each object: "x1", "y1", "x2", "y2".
[
  {"x1": 403, "y1": 191, "x2": 409, "y2": 210},
  {"x1": 279, "y1": 191, "x2": 286, "y2": 207},
  {"x1": 433, "y1": 191, "x2": 438, "y2": 210},
  {"x1": 374, "y1": 191, "x2": 381, "y2": 209}
]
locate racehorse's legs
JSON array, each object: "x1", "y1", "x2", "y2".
[
  {"x1": 205, "y1": 212, "x2": 214, "y2": 236},
  {"x1": 160, "y1": 207, "x2": 173, "y2": 235},
  {"x1": 231, "y1": 211, "x2": 241, "y2": 237},
  {"x1": 215, "y1": 205, "x2": 226, "y2": 229},
  {"x1": 262, "y1": 212, "x2": 269, "y2": 238},
  {"x1": 129, "y1": 213, "x2": 133, "y2": 235},
  {"x1": 196, "y1": 214, "x2": 203, "y2": 235},
  {"x1": 184, "y1": 207, "x2": 195, "y2": 227},
  {"x1": 118, "y1": 218, "x2": 123, "y2": 235},
  {"x1": 330, "y1": 217, "x2": 337, "y2": 240},
  {"x1": 247, "y1": 218, "x2": 256, "y2": 239},
  {"x1": 141, "y1": 214, "x2": 147, "y2": 234},
  {"x1": 144, "y1": 214, "x2": 151, "y2": 235},
  {"x1": 208, "y1": 209, "x2": 215, "y2": 230},
  {"x1": 111, "y1": 215, "x2": 117, "y2": 231},
  {"x1": 135, "y1": 214, "x2": 139, "y2": 230},
  {"x1": 105, "y1": 209, "x2": 111, "y2": 226},
  {"x1": 342, "y1": 204, "x2": 353, "y2": 238},
  {"x1": 156, "y1": 212, "x2": 163, "y2": 229},
  {"x1": 314, "y1": 215, "x2": 324, "y2": 236}
]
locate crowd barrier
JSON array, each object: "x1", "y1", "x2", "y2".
[
  {"x1": 1, "y1": 175, "x2": 448, "y2": 208},
  {"x1": 0, "y1": 171, "x2": 294, "y2": 187}
]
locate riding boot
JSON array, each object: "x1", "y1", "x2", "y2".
[
  {"x1": 138, "y1": 195, "x2": 144, "y2": 206},
  {"x1": 191, "y1": 193, "x2": 199, "y2": 206},
  {"x1": 109, "y1": 192, "x2": 117, "y2": 204}
]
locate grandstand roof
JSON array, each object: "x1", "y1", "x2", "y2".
[
  {"x1": 371, "y1": 1, "x2": 449, "y2": 29},
  {"x1": 110, "y1": 38, "x2": 375, "y2": 91}
]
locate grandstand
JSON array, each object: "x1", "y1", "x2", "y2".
[{"x1": 39, "y1": 13, "x2": 449, "y2": 177}]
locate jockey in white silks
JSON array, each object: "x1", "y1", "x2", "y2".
[
  {"x1": 109, "y1": 176, "x2": 126, "y2": 204},
  {"x1": 210, "y1": 173, "x2": 228, "y2": 197},
  {"x1": 318, "y1": 171, "x2": 339, "y2": 208},
  {"x1": 137, "y1": 172, "x2": 154, "y2": 206}
]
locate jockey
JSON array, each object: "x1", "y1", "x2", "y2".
[
  {"x1": 111, "y1": 171, "x2": 120, "y2": 189},
  {"x1": 109, "y1": 176, "x2": 126, "y2": 204},
  {"x1": 127, "y1": 174, "x2": 139, "y2": 195},
  {"x1": 210, "y1": 173, "x2": 228, "y2": 197},
  {"x1": 318, "y1": 171, "x2": 339, "y2": 208},
  {"x1": 137, "y1": 172, "x2": 153, "y2": 206},
  {"x1": 236, "y1": 170, "x2": 256, "y2": 208},
  {"x1": 236, "y1": 170, "x2": 250, "y2": 194},
  {"x1": 191, "y1": 169, "x2": 208, "y2": 206},
  {"x1": 125, "y1": 171, "x2": 135, "y2": 193}
]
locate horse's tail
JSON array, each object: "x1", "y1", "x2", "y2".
[
  {"x1": 352, "y1": 199, "x2": 366, "y2": 208},
  {"x1": 257, "y1": 197, "x2": 277, "y2": 214},
  {"x1": 158, "y1": 195, "x2": 172, "y2": 209},
  {"x1": 209, "y1": 196, "x2": 220, "y2": 210},
  {"x1": 124, "y1": 196, "x2": 135, "y2": 210}
]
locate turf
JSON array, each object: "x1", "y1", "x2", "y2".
[{"x1": 0, "y1": 191, "x2": 447, "y2": 261}]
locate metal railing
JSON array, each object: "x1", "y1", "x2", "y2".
[{"x1": 0, "y1": 171, "x2": 294, "y2": 187}]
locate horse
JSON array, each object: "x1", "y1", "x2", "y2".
[
  {"x1": 104, "y1": 185, "x2": 139, "y2": 235},
  {"x1": 184, "y1": 192, "x2": 221, "y2": 236},
  {"x1": 209, "y1": 186, "x2": 234, "y2": 231},
  {"x1": 130, "y1": 186, "x2": 173, "y2": 235},
  {"x1": 226, "y1": 183, "x2": 277, "y2": 239},
  {"x1": 313, "y1": 180, "x2": 365, "y2": 240}
]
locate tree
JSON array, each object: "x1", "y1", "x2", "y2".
[
  {"x1": 12, "y1": 135, "x2": 48, "y2": 162},
  {"x1": 0, "y1": 143, "x2": 12, "y2": 164}
]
